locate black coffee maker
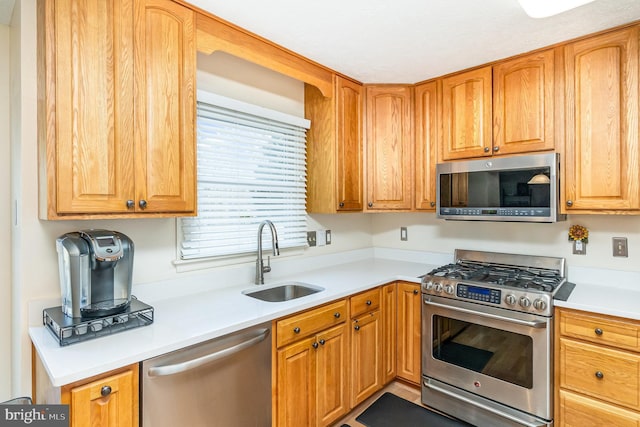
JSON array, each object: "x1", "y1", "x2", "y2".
[{"x1": 56, "y1": 229, "x2": 134, "y2": 318}]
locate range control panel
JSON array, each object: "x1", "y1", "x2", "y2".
[{"x1": 457, "y1": 284, "x2": 501, "y2": 304}]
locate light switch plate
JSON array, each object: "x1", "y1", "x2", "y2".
[
  {"x1": 613, "y1": 237, "x2": 628, "y2": 257},
  {"x1": 400, "y1": 227, "x2": 408, "y2": 241}
]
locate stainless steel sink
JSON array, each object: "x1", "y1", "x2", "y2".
[{"x1": 243, "y1": 282, "x2": 324, "y2": 302}]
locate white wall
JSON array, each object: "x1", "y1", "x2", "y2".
[
  {"x1": 372, "y1": 213, "x2": 640, "y2": 273},
  {"x1": 0, "y1": 22, "x2": 12, "y2": 402}
]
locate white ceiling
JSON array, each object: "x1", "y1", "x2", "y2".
[{"x1": 190, "y1": 0, "x2": 640, "y2": 83}]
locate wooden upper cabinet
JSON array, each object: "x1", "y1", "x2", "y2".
[
  {"x1": 414, "y1": 81, "x2": 439, "y2": 210},
  {"x1": 133, "y1": 0, "x2": 196, "y2": 214},
  {"x1": 441, "y1": 66, "x2": 492, "y2": 160},
  {"x1": 38, "y1": 0, "x2": 196, "y2": 219},
  {"x1": 306, "y1": 76, "x2": 363, "y2": 213},
  {"x1": 564, "y1": 26, "x2": 640, "y2": 212},
  {"x1": 493, "y1": 49, "x2": 557, "y2": 155},
  {"x1": 365, "y1": 85, "x2": 414, "y2": 210}
]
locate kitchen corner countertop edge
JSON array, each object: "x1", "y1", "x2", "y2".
[{"x1": 30, "y1": 257, "x2": 432, "y2": 387}]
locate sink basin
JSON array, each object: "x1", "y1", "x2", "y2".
[{"x1": 243, "y1": 282, "x2": 324, "y2": 302}]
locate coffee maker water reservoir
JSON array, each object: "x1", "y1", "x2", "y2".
[{"x1": 56, "y1": 230, "x2": 134, "y2": 318}]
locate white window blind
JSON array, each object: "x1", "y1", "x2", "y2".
[{"x1": 180, "y1": 92, "x2": 310, "y2": 260}]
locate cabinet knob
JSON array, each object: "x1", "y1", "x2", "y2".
[
  {"x1": 366, "y1": 300, "x2": 372, "y2": 306},
  {"x1": 312, "y1": 342, "x2": 319, "y2": 349},
  {"x1": 594, "y1": 328, "x2": 603, "y2": 336},
  {"x1": 334, "y1": 312, "x2": 341, "y2": 319},
  {"x1": 413, "y1": 289, "x2": 419, "y2": 295},
  {"x1": 493, "y1": 146, "x2": 500, "y2": 152},
  {"x1": 566, "y1": 200, "x2": 573, "y2": 207},
  {"x1": 139, "y1": 199, "x2": 148, "y2": 209},
  {"x1": 484, "y1": 147, "x2": 490, "y2": 153},
  {"x1": 293, "y1": 327, "x2": 301, "y2": 334},
  {"x1": 354, "y1": 325, "x2": 360, "y2": 331},
  {"x1": 126, "y1": 200, "x2": 134, "y2": 209},
  {"x1": 339, "y1": 202, "x2": 345, "y2": 208},
  {"x1": 368, "y1": 202, "x2": 373, "y2": 208},
  {"x1": 430, "y1": 201, "x2": 435, "y2": 207},
  {"x1": 319, "y1": 339, "x2": 326, "y2": 345},
  {"x1": 595, "y1": 371, "x2": 604, "y2": 379},
  {"x1": 101, "y1": 386, "x2": 112, "y2": 397}
]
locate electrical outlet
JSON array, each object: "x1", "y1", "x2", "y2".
[
  {"x1": 307, "y1": 231, "x2": 316, "y2": 247},
  {"x1": 613, "y1": 237, "x2": 628, "y2": 257},
  {"x1": 326, "y1": 230, "x2": 331, "y2": 245},
  {"x1": 572, "y1": 240, "x2": 586, "y2": 255},
  {"x1": 400, "y1": 227, "x2": 408, "y2": 241}
]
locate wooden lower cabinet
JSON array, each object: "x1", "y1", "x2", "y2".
[
  {"x1": 396, "y1": 281, "x2": 422, "y2": 384},
  {"x1": 350, "y1": 310, "x2": 383, "y2": 406},
  {"x1": 61, "y1": 364, "x2": 139, "y2": 427},
  {"x1": 556, "y1": 307, "x2": 640, "y2": 426}
]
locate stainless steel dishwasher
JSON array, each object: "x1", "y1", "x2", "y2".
[{"x1": 141, "y1": 323, "x2": 271, "y2": 427}]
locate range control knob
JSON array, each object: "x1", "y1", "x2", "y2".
[
  {"x1": 424, "y1": 280, "x2": 434, "y2": 291},
  {"x1": 434, "y1": 283, "x2": 444, "y2": 293},
  {"x1": 519, "y1": 296, "x2": 532, "y2": 308},
  {"x1": 444, "y1": 284, "x2": 455, "y2": 295},
  {"x1": 505, "y1": 294, "x2": 517, "y2": 305},
  {"x1": 533, "y1": 299, "x2": 547, "y2": 311}
]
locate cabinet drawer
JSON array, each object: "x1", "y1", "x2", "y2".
[
  {"x1": 350, "y1": 288, "x2": 380, "y2": 318},
  {"x1": 560, "y1": 309, "x2": 640, "y2": 352},
  {"x1": 559, "y1": 390, "x2": 640, "y2": 427},
  {"x1": 560, "y1": 338, "x2": 640, "y2": 410},
  {"x1": 276, "y1": 300, "x2": 347, "y2": 348}
]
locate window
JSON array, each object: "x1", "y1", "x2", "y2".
[{"x1": 180, "y1": 91, "x2": 310, "y2": 260}]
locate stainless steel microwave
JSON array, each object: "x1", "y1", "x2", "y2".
[{"x1": 436, "y1": 153, "x2": 565, "y2": 222}]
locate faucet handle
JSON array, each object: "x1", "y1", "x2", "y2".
[{"x1": 263, "y1": 256, "x2": 272, "y2": 274}]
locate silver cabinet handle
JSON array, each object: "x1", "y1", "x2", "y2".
[
  {"x1": 126, "y1": 200, "x2": 134, "y2": 209},
  {"x1": 424, "y1": 299, "x2": 547, "y2": 329},
  {"x1": 483, "y1": 147, "x2": 490, "y2": 153},
  {"x1": 147, "y1": 328, "x2": 270, "y2": 377},
  {"x1": 101, "y1": 385, "x2": 112, "y2": 397},
  {"x1": 493, "y1": 146, "x2": 500, "y2": 152},
  {"x1": 595, "y1": 371, "x2": 604, "y2": 379},
  {"x1": 566, "y1": 200, "x2": 573, "y2": 207},
  {"x1": 595, "y1": 328, "x2": 603, "y2": 335},
  {"x1": 139, "y1": 199, "x2": 148, "y2": 209}
]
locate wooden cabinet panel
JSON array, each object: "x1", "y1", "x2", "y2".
[
  {"x1": 559, "y1": 390, "x2": 640, "y2": 427},
  {"x1": 559, "y1": 309, "x2": 640, "y2": 352},
  {"x1": 316, "y1": 324, "x2": 349, "y2": 427},
  {"x1": 365, "y1": 85, "x2": 413, "y2": 210},
  {"x1": 350, "y1": 288, "x2": 380, "y2": 318},
  {"x1": 493, "y1": 49, "x2": 556, "y2": 155},
  {"x1": 441, "y1": 66, "x2": 492, "y2": 160},
  {"x1": 381, "y1": 283, "x2": 397, "y2": 384},
  {"x1": 62, "y1": 364, "x2": 138, "y2": 427},
  {"x1": 305, "y1": 77, "x2": 363, "y2": 213},
  {"x1": 351, "y1": 310, "x2": 382, "y2": 406},
  {"x1": 396, "y1": 282, "x2": 421, "y2": 384},
  {"x1": 276, "y1": 336, "x2": 317, "y2": 427},
  {"x1": 564, "y1": 26, "x2": 640, "y2": 212},
  {"x1": 134, "y1": 0, "x2": 196, "y2": 213},
  {"x1": 414, "y1": 81, "x2": 439, "y2": 210},
  {"x1": 276, "y1": 300, "x2": 347, "y2": 348}
]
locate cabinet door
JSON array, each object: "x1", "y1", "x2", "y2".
[
  {"x1": 441, "y1": 66, "x2": 492, "y2": 160},
  {"x1": 381, "y1": 283, "x2": 397, "y2": 384},
  {"x1": 336, "y1": 77, "x2": 364, "y2": 211},
  {"x1": 350, "y1": 310, "x2": 382, "y2": 406},
  {"x1": 133, "y1": 0, "x2": 196, "y2": 213},
  {"x1": 316, "y1": 324, "x2": 350, "y2": 427},
  {"x1": 414, "y1": 81, "x2": 439, "y2": 210},
  {"x1": 564, "y1": 27, "x2": 640, "y2": 211},
  {"x1": 64, "y1": 365, "x2": 138, "y2": 427},
  {"x1": 46, "y1": 0, "x2": 135, "y2": 215},
  {"x1": 396, "y1": 282, "x2": 422, "y2": 384},
  {"x1": 276, "y1": 336, "x2": 318, "y2": 427},
  {"x1": 559, "y1": 390, "x2": 640, "y2": 427},
  {"x1": 365, "y1": 86, "x2": 413, "y2": 210},
  {"x1": 493, "y1": 49, "x2": 556, "y2": 155}
]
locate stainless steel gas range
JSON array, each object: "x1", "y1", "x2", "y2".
[{"x1": 421, "y1": 249, "x2": 575, "y2": 427}]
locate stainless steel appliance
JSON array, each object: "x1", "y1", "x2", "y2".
[
  {"x1": 421, "y1": 249, "x2": 574, "y2": 427},
  {"x1": 142, "y1": 324, "x2": 272, "y2": 427},
  {"x1": 56, "y1": 229, "x2": 134, "y2": 318},
  {"x1": 436, "y1": 153, "x2": 565, "y2": 222}
]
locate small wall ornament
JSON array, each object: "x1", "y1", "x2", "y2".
[{"x1": 568, "y1": 224, "x2": 588, "y2": 254}]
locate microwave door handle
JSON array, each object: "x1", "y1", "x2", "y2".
[
  {"x1": 423, "y1": 299, "x2": 547, "y2": 329},
  {"x1": 423, "y1": 380, "x2": 547, "y2": 427}
]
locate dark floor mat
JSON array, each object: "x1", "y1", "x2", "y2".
[
  {"x1": 435, "y1": 341, "x2": 494, "y2": 372},
  {"x1": 356, "y1": 392, "x2": 473, "y2": 427}
]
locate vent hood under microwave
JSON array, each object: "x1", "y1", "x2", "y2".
[{"x1": 436, "y1": 153, "x2": 565, "y2": 223}]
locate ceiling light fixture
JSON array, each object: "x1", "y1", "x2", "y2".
[{"x1": 517, "y1": 0, "x2": 596, "y2": 18}]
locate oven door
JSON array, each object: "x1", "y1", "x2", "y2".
[{"x1": 422, "y1": 295, "x2": 552, "y2": 424}]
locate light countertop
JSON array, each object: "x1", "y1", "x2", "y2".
[{"x1": 30, "y1": 249, "x2": 640, "y2": 387}]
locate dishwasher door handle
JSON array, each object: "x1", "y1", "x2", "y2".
[{"x1": 147, "y1": 328, "x2": 270, "y2": 377}]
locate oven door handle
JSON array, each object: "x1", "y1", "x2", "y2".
[
  {"x1": 424, "y1": 299, "x2": 547, "y2": 329},
  {"x1": 423, "y1": 380, "x2": 548, "y2": 427}
]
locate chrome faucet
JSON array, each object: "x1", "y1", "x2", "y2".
[{"x1": 255, "y1": 220, "x2": 280, "y2": 284}]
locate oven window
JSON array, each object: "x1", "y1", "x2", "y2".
[{"x1": 432, "y1": 315, "x2": 533, "y2": 388}]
